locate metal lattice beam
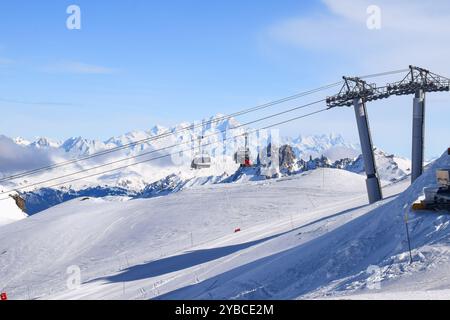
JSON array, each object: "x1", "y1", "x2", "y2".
[
  {"x1": 386, "y1": 65, "x2": 450, "y2": 96},
  {"x1": 326, "y1": 77, "x2": 388, "y2": 108},
  {"x1": 326, "y1": 66, "x2": 449, "y2": 109}
]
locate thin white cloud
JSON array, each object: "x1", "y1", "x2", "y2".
[
  {"x1": 267, "y1": 0, "x2": 450, "y2": 73},
  {"x1": 323, "y1": 0, "x2": 450, "y2": 31},
  {"x1": 43, "y1": 61, "x2": 116, "y2": 74},
  {"x1": 0, "y1": 136, "x2": 53, "y2": 174}
]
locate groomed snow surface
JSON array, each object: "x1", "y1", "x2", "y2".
[{"x1": 0, "y1": 151, "x2": 449, "y2": 300}]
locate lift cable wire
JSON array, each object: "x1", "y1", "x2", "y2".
[
  {"x1": 0, "y1": 83, "x2": 343, "y2": 183},
  {"x1": 0, "y1": 108, "x2": 329, "y2": 201},
  {"x1": 0, "y1": 68, "x2": 412, "y2": 184},
  {"x1": 358, "y1": 68, "x2": 410, "y2": 80},
  {"x1": 0, "y1": 100, "x2": 327, "y2": 197}
]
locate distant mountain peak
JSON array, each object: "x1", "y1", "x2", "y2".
[
  {"x1": 61, "y1": 136, "x2": 93, "y2": 154},
  {"x1": 14, "y1": 137, "x2": 31, "y2": 146},
  {"x1": 150, "y1": 125, "x2": 169, "y2": 136},
  {"x1": 31, "y1": 137, "x2": 61, "y2": 149}
]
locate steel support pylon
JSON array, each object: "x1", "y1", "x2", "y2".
[
  {"x1": 353, "y1": 98, "x2": 383, "y2": 203},
  {"x1": 411, "y1": 89, "x2": 425, "y2": 183}
]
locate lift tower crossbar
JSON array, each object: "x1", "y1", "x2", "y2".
[{"x1": 326, "y1": 77, "x2": 383, "y2": 204}]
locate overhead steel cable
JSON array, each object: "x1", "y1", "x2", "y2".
[
  {"x1": 358, "y1": 69, "x2": 410, "y2": 79},
  {"x1": 0, "y1": 99, "x2": 326, "y2": 196},
  {"x1": 0, "y1": 82, "x2": 343, "y2": 183},
  {"x1": 0, "y1": 106, "x2": 329, "y2": 199},
  {"x1": 0, "y1": 68, "x2": 414, "y2": 184}
]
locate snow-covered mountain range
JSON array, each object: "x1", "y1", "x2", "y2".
[
  {"x1": 345, "y1": 148, "x2": 411, "y2": 182},
  {"x1": 0, "y1": 115, "x2": 360, "y2": 189},
  {"x1": 0, "y1": 114, "x2": 411, "y2": 215},
  {"x1": 283, "y1": 133, "x2": 360, "y2": 161}
]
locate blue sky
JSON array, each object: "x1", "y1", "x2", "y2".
[{"x1": 0, "y1": 0, "x2": 449, "y2": 158}]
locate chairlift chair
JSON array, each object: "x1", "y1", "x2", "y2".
[
  {"x1": 191, "y1": 124, "x2": 212, "y2": 169},
  {"x1": 191, "y1": 153, "x2": 212, "y2": 169},
  {"x1": 234, "y1": 148, "x2": 252, "y2": 167},
  {"x1": 234, "y1": 132, "x2": 252, "y2": 167}
]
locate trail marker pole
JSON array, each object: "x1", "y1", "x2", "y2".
[{"x1": 404, "y1": 205, "x2": 413, "y2": 264}]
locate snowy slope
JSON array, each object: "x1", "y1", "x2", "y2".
[
  {"x1": 159, "y1": 151, "x2": 449, "y2": 300},
  {"x1": 0, "y1": 167, "x2": 414, "y2": 300},
  {"x1": 45, "y1": 151, "x2": 450, "y2": 300},
  {"x1": 0, "y1": 169, "x2": 369, "y2": 299}
]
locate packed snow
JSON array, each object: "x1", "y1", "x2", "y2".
[{"x1": 0, "y1": 165, "x2": 409, "y2": 300}]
